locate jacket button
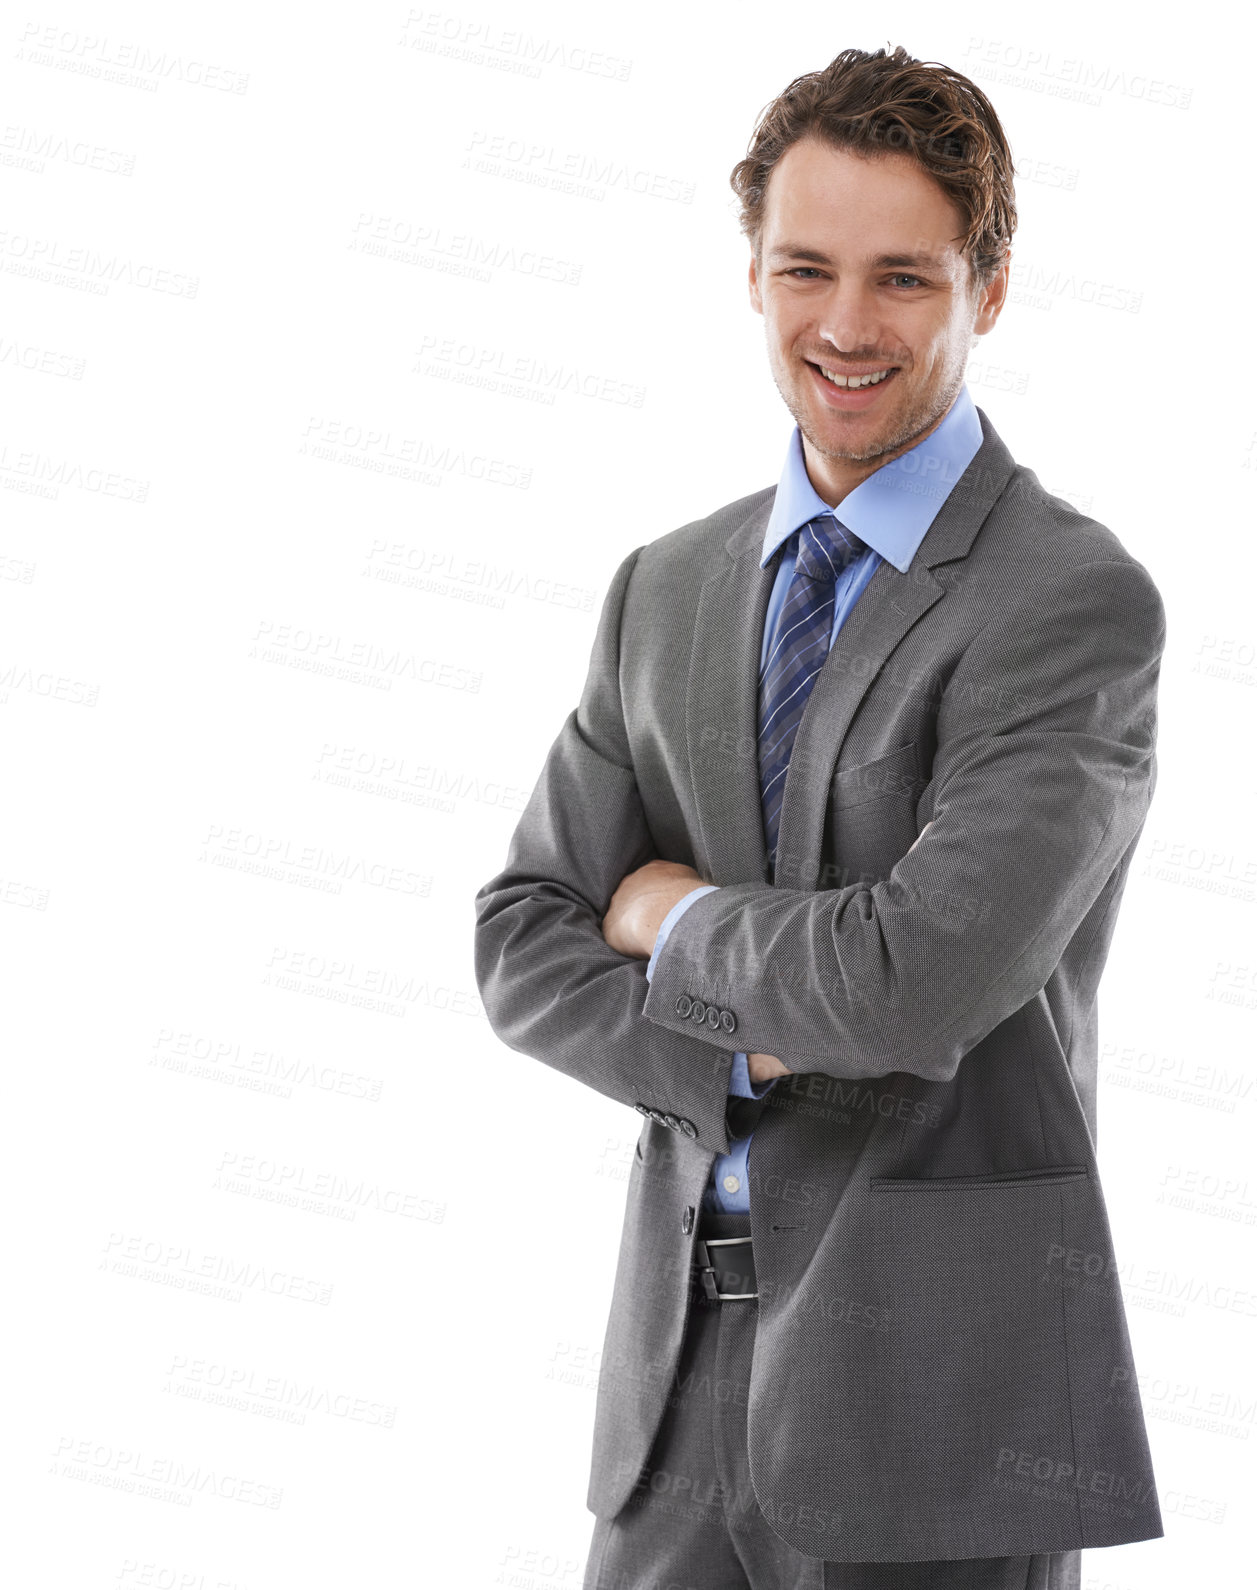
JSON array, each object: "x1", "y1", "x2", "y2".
[
  {"x1": 720, "y1": 1009, "x2": 737, "y2": 1034},
  {"x1": 705, "y1": 1006, "x2": 720, "y2": 1030},
  {"x1": 663, "y1": 1113, "x2": 680, "y2": 1131},
  {"x1": 634, "y1": 1102, "x2": 650, "y2": 1116},
  {"x1": 649, "y1": 1108, "x2": 666, "y2": 1124},
  {"x1": 690, "y1": 1000, "x2": 707, "y2": 1023},
  {"x1": 678, "y1": 1119, "x2": 697, "y2": 1138},
  {"x1": 676, "y1": 994, "x2": 693, "y2": 1018},
  {"x1": 681, "y1": 1206, "x2": 695, "y2": 1234}
]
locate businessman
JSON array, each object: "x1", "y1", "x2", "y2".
[{"x1": 474, "y1": 44, "x2": 1165, "y2": 1590}]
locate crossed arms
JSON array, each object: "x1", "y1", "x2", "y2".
[{"x1": 473, "y1": 542, "x2": 1165, "y2": 1157}]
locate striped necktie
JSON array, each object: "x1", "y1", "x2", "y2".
[{"x1": 758, "y1": 513, "x2": 867, "y2": 878}]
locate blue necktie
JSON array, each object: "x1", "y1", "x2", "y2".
[{"x1": 758, "y1": 513, "x2": 867, "y2": 879}]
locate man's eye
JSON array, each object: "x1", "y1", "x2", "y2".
[{"x1": 786, "y1": 269, "x2": 924, "y2": 286}]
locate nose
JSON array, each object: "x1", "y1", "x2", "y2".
[{"x1": 814, "y1": 281, "x2": 883, "y2": 357}]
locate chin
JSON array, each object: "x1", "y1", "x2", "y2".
[{"x1": 811, "y1": 405, "x2": 901, "y2": 451}]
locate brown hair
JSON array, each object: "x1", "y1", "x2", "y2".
[{"x1": 730, "y1": 44, "x2": 1017, "y2": 290}]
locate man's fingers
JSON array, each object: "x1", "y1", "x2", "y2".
[{"x1": 746, "y1": 1051, "x2": 792, "y2": 1082}]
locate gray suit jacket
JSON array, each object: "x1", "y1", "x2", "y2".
[{"x1": 473, "y1": 409, "x2": 1166, "y2": 1562}]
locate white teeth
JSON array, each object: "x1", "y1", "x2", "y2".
[{"x1": 819, "y1": 366, "x2": 894, "y2": 388}]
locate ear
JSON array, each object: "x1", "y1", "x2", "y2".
[
  {"x1": 972, "y1": 256, "x2": 1010, "y2": 336},
  {"x1": 748, "y1": 250, "x2": 763, "y2": 316}
]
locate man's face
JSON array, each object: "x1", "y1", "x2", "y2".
[{"x1": 749, "y1": 136, "x2": 1007, "y2": 496}]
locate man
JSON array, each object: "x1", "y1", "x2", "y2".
[{"x1": 474, "y1": 44, "x2": 1164, "y2": 1590}]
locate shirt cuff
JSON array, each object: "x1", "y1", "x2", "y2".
[{"x1": 645, "y1": 884, "x2": 719, "y2": 983}]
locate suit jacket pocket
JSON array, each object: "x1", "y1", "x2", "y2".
[
  {"x1": 830, "y1": 740, "x2": 921, "y2": 810},
  {"x1": 756, "y1": 1165, "x2": 1121, "y2": 1561},
  {"x1": 824, "y1": 741, "x2": 923, "y2": 883},
  {"x1": 870, "y1": 1165, "x2": 1089, "y2": 1191}
]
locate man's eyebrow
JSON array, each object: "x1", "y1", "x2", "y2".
[{"x1": 765, "y1": 244, "x2": 951, "y2": 271}]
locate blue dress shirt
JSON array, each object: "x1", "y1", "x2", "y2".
[{"x1": 644, "y1": 383, "x2": 985, "y2": 1214}]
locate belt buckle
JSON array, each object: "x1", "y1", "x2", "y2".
[{"x1": 696, "y1": 1235, "x2": 757, "y2": 1301}]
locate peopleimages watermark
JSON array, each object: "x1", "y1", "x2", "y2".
[
  {"x1": 0, "y1": 228, "x2": 197, "y2": 296},
  {"x1": 200, "y1": 821, "x2": 429, "y2": 897},
  {"x1": 0, "y1": 441, "x2": 148, "y2": 499},
  {"x1": 414, "y1": 334, "x2": 645, "y2": 408},
  {"x1": 50, "y1": 1435, "x2": 281, "y2": 1508},
  {"x1": 398, "y1": 9, "x2": 632, "y2": 82},
  {"x1": 101, "y1": 1230, "x2": 334, "y2": 1306},
  {"x1": 348, "y1": 214, "x2": 583, "y2": 287},
  {"x1": 313, "y1": 741, "x2": 532, "y2": 814},
  {"x1": 151, "y1": 1025, "x2": 385, "y2": 1104},
  {"x1": 213, "y1": 1150, "x2": 445, "y2": 1223},
  {"x1": 249, "y1": 618, "x2": 483, "y2": 694},
  {"x1": 994, "y1": 1447, "x2": 1157, "y2": 1515},
  {"x1": 0, "y1": 661, "x2": 100, "y2": 705},
  {"x1": 0, "y1": 121, "x2": 135, "y2": 174},
  {"x1": 16, "y1": 23, "x2": 249, "y2": 94},
  {"x1": 962, "y1": 37, "x2": 1191, "y2": 109},
  {"x1": 165, "y1": 1355, "x2": 396, "y2": 1427},
  {"x1": 362, "y1": 537, "x2": 597, "y2": 613},
  {"x1": 464, "y1": 130, "x2": 695, "y2": 204},
  {"x1": 0, "y1": 332, "x2": 85, "y2": 379},
  {"x1": 299, "y1": 416, "x2": 531, "y2": 490}
]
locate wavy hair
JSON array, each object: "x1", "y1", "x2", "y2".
[{"x1": 730, "y1": 44, "x2": 1017, "y2": 289}]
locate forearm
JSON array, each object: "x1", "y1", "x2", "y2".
[
  {"x1": 474, "y1": 706, "x2": 735, "y2": 1155},
  {"x1": 642, "y1": 848, "x2": 1119, "y2": 1081},
  {"x1": 644, "y1": 560, "x2": 1164, "y2": 1081}
]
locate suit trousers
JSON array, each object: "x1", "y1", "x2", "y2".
[{"x1": 583, "y1": 1211, "x2": 1082, "y2": 1590}]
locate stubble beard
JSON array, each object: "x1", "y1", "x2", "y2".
[{"x1": 783, "y1": 355, "x2": 966, "y2": 470}]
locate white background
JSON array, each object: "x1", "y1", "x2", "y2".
[{"x1": 4, "y1": 3, "x2": 1255, "y2": 1588}]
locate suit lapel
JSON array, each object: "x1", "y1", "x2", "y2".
[
  {"x1": 685, "y1": 408, "x2": 1018, "y2": 892},
  {"x1": 686, "y1": 503, "x2": 778, "y2": 887},
  {"x1": 772, "y1": 554, "x2": 948, "y2": 889}
]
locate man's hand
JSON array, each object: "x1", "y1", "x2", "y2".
[
  {"x1": 601, "y1": 859, "x2": 706, "y2": 960},
  {"x1": 602, "y1": 860, "x2": 795, "y2": 1083},
  {"x1": 747, "y1": 1052, "x2": 792, "y2": 1084},
  {"x1": 605, "y1": 833, "x2": 939, "y2": 1067}
]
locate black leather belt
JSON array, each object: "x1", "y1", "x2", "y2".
[{"x1": 694, "y1": 1234, "x2": 757, "y2": 1301}]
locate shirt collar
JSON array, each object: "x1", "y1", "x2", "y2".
[{"x1": 760, "y1": 383, "x2": 984, "y2": 574}]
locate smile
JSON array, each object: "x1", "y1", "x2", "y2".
[
  {"x1": 807, "y1": 361, "x2": 900, "y2": 410},
  {"x1": 816, "y1": 364, "x2": 897, "y2": 388}
]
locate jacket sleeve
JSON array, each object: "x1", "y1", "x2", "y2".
[
  {"x1": 641, "y1": 557, "x2": 1166, "y2": 1081},
  {"x1": 472, "y1": 545, "x2": 735, "y2": 1155}
]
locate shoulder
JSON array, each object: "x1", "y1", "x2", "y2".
[
  {"x1": 968, "y1": 462, "x2": 1165, "y2": 646},
  {"x1": 591, "y1": 482, "x2": 773, "y2": 647},
  {"x1": 625, "y1": 482, "x2": 775, "y2": 588}
]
